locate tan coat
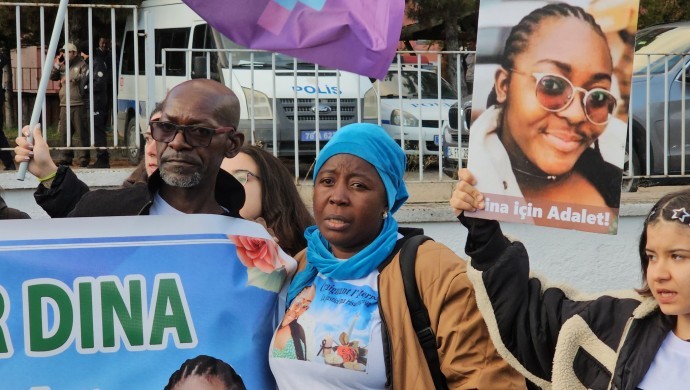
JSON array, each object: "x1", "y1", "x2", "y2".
[
  {"x1": 50, "y1": 56, "x2": 88, "y2": 107},
  {"x1": 294, "y1": 240, "x2": 525, "y2": 389}
]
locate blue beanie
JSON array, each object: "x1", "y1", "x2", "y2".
[{"x1": 313, "y1": 123, "x2": 409, "y2": 214}]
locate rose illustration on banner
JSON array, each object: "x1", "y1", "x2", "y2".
[{"x1": 229, "y1": 235, "x2": 287, "y2": 292}]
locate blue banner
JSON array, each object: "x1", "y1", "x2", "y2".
[{"x1": 0, "y1": 215, "x2": 296, "y2": 389}]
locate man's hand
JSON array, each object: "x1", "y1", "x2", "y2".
[
  {"x1": 449, "y1": 168, "x2": 485, "y2": 216},
  {"x1": 53, "y1": 54, "x2": 62, "y2": 69},
  {"x1": 15, "y1": 124, "x2": 58, "y2": 180}
]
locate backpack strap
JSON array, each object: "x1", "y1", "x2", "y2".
[{"x1": 399, "y1": 235, "x2": 449, "y2": 390}]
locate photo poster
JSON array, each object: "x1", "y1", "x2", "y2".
[
  {"x1": 0, "y1": 215, "x2": 297, "y2": 389},
  {"x1": 466, "y1": 0, "x2": 641, "y2": 234}
]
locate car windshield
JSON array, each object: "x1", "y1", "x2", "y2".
[
  {"x1": 633, "y1": 25, "x2": 690, "y2": 75},
  {"x1": 379, "y1": 70, "x2": 457, "y2": 99},
  {"x1": 215, "y1": 33, "x2": 331, "y2": 70}
]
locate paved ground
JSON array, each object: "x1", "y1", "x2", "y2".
[{"x1": 622, "y1": 184, "x2": 690, "y2": 204}]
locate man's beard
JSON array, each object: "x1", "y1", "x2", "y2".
[{"x1": 160, "y1": 168, "x2": 203, "y2": 188}]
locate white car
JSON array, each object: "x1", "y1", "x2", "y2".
[{"x1": 378, "y1": 65, "x2": 458, "y2": 156}]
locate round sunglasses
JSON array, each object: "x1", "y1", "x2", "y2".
[{"x1": 510, "y1": 69, "x2": 618, "y2": 125}]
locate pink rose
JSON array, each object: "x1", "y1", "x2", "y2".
[
  {"x1": 229, "y1": 235, "x2": 284, "y2": 273},
  {"x1": 337, "y1": 346, "x2": 357, "y2": 363}
]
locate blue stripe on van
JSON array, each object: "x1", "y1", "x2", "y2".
[
  {"x1": 118, "y1": 99, "x2": 148, "y2": 117},
  {"x1": 118, "y1": 99, "x2": 136, "y2": 113}
]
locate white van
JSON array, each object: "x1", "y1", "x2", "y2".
[
  {"x1": 378, "y1": 64, "x2": 457, "y2": 156},
  {"x1": 117, "y1": 0, "x2": 377, "y2": 163}
]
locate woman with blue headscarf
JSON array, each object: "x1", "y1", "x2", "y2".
[{"x1": 268, "y1": 123, "x2": 524, "y2": 389}]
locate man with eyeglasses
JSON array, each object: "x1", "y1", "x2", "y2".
[
  {"x1": 76, "y1": 79, "x2": 245, "y2": 216},
  {"x1": 17, "y1": 79, "x2": 246, "y2": 217}
]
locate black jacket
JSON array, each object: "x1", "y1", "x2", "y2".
[
  {"x1": 460, "y1": 215, "x2": 671, "y2": 390},
  {"x1": 0, "y1": 196, "x2": 30, "y2": 219},
  {"x1": 34, "y1": 165, "x2": 90, "y2": 218},
  {"x1": 63, "y1": 169, "x2": 244, "y2": 217},
  {"x1": 87, "y1": 48, "x2": 112, "y2": 109}
]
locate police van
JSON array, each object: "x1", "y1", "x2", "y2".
[
  {"x1": 117, "y1": 0, "x2": 377, "y2": 163},
  {"x1": 378, "y1": 63, "x2": 457, "y2": 157}
]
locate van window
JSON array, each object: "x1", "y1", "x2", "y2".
[
  {"x1": 191, "y1": 24, "x2": 220, "y2": 81},
  {"x1": 380, "y1": 70, "x2": 457, "y2": 99},
  {"x1": 192, "y1": 23, "x2": 215, "y2": 50},
  {"x1": 121, "y1": 30, "x2": 146, "y2": 75},
  {"x1": 155, "y1": 27, "x2": 191, "y2": 76}
]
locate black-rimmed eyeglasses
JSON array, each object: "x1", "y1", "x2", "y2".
[{"x1": 149, "y1": 120, "x2": 236, "y2": 147}]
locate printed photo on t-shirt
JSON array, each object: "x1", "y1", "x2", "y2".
[{"x1": 271, "y1": 276, "x2": 379, "y2": 373}]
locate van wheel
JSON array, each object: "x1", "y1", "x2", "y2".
[
  {"x1": 125, "y1": 116, "x2": 144, "y2": 165},
  {"x1": 621, "y1": 146, "x2": 640, "y2": 193}
]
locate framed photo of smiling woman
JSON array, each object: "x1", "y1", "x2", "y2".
[{"x1": 466, "y1": 0, "x2": 641, "y2": 234}]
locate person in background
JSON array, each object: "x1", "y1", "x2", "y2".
[
  {"x1": 0, "y1": 47, "x2": 14, "y2": 170},
  {"x1": 464, "y1": 40, "x2": 476, "y2": 95},
  {"x1": 122, "y1": 110, "x2": 162, "y2": 186},
  {"x1": 165, "y1": 355, "x2": 246, "y2": 390},
  {"x1": 452, "y1": 168, "x2": 690, "y2": 389},
  {"x1": 89, "y1": 36, "x2": 113, "y2": 168},
  {"x1": 270, "y1": 123, "x2": 524, "y2": 389},
  {"x1": 51, "y1": 42, "x2": 90, "y2": 167},
  {"x1": 221, "y1": 145, "x2": 314, "y2": 256}
]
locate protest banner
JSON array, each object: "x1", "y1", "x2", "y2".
[
  {"x1": 181, "y1": 0, "x2": 405, "y2": 79},
  {"x1": 0, "y1": 215, "x2": 296, "y2": 388},
  {"x1": 466, "y1": 0, "x2": 641, "y2": 234}
]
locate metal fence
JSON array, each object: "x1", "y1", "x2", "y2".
[
  {"x1": 153, "y1": 48, "x2": 473, "y2": 181},
  {"x1": 2, "y1": 2, "x2": 689, "y2": 188},
  {"x1": 2, "y1": 2, "x2": 136, "y2": 156},
  {"x1": 627, "y1": 52, "x2": 689, "y2": 184}
]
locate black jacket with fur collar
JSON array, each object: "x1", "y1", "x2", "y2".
[
  {"x1": 460, "y1": 215, "x2": 673, "y2": 390},
  {"x1": 66, "y1": 169, "x2": 245, "y2": 217}
]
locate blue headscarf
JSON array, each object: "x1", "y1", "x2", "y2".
[
  {"x1": 287, "y1": 123, "x2": 409, "y2": 305},
  {"x1": 313, "y1": 123, "x2": 409, "y2": 213}
]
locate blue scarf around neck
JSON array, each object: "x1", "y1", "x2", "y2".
[{"x1": 287, "y1": 216, "x2": 399, "y2": 305}]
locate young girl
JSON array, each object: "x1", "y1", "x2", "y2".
[
  {"x1": 165, "y1": 355, "x2": 246, "y2": 390},
  {"x1": 451, "y1": 168, "x2": 690, "y2": 389}
]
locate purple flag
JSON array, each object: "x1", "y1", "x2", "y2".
[{"x1": 182, "y1": 0, "x2": 405, "y2": 79}]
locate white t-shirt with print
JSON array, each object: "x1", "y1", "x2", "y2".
[
  {"x1": 269, "y1": 271, "x2": 386, "y2": 389},
  {"x1": 638, "y1": 331, "x2": 690, "y2": 389}
]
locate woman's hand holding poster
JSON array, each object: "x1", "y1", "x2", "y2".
[{"x1": 466, "y1": 0, "x2": 640, "y2": 234}]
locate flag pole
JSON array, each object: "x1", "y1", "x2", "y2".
[{"x1": 17, "y1": 0, "x2": 70, "y2": 181}]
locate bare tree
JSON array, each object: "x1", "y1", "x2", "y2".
[
  {"x1": 406, "y1": 0, "x2": 477, "y2": 93},
  {"x1": 638, "y1": 0, "x2": 690, "y2": 29}
]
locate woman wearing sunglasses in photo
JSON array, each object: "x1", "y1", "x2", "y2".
[{"x1": 469, "y1": 3, "x2": 622, "y2": 209}]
